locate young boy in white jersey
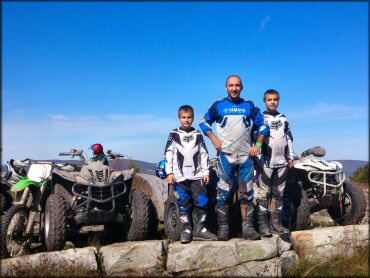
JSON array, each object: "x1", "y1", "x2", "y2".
[
  {"x1": 165, "y1": 105, "x2": 217, "y2": 243},
  {"x1": 256, "y1": 89, "x2": 294, "y2": 236}
]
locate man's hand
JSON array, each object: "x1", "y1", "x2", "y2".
[
  {"x1": 207, "y1": 131, "x2": 222, "y2": 151},
  {"x1": 249, "y1": 146, "x2": 261, "y2": 157},
  {"x1": 211, "y1": 137, "x2": 223, "y2": 151},
  {"x1": 288, "y1": 159, "x2": 294, "y2": 169},
  {"x1": 167, "y1": 174, "x2": 176, "y2": 185},
  {"x1": 203, "y1": 175, "x2": 210, "y2": 185}
]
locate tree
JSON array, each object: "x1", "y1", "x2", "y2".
[
  {"x1": 126, "y1": 156, "x2": 141, "y2": 173},
  {"x1": 350, "y1": 163, "x2": 369, "y2": 183}
]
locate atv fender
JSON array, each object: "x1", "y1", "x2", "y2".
[
  {"x1": 134, "y1": 173, "x2": 167, "y2": 222},
  {"x1": 11, "y1": 177, "x2": 40, "y2": 192}
]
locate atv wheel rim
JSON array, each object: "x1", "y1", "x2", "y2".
[
  {"x1": 167, "y1": 202, "x2": 179, "y2": 231},
  {"x1": 342, "y1": 193, "x2": 352, "y2": 216},
  {"x1": 44, "y1": 206, "x2": 50, "y2": 240},
  {"x1": 6, "y1": 210, "x2": 29, "y2": 257}
]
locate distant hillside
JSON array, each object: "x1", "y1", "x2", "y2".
[
  {"x1": 336, "y1": 160, "x2": 368, "y2": 178},
  {"x1": 2, "y1": 159, "x2": 367, "y2": 179},
  {"x1": 1, "y1": 159, "x2": 157, "y2": 176}
]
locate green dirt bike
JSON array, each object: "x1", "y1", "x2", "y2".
[
  {"x1": 0, "y1": 161, "x2": 74, "y2": 258},
  {"x1": 1, "y1": 159, "x2": 30, "y2": 214}
]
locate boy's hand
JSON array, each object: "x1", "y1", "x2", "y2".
[
  {"x1": 203, "y1": 175, "x2": 210, "y2": 185},
  {"x1": 167, "y1": 174, "x2": 176, "y2": 185},
  {"x1": 288, "y1": 159, "x2": 294, "y2": 169}
]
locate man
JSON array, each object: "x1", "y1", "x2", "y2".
[{"x1": 199, "y1": 75, "x2": 269, "y2": 241}]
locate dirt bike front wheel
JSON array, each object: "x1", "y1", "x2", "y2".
[{"x1": 0, "y1": 205, "x2": 31, "y2": 259}]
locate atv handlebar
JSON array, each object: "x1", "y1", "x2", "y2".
[
  {"x1": 59, "y1": 149, "x2": 86, "y2": 162},
  {"x1": 106, "y1": 150, "x2": 124, "y2": 159}
]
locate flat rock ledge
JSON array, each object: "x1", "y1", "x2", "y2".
[
  {"x1": 1, "y1": 247, "x2": 98, "y2": 277},
  {"x1": 291, "y1": 224, "x2": 369, "y2": 260},
  {"x1": 1, "y1": 224, "x2": 367, "y2": 277}
]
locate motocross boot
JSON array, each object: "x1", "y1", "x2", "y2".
[
  {"x1": 270, "y1": 198, "x2": 289, "y2": 234},
  {"x1": 179, "y1": 211, "x2": 192, "y2": 244},
  {"x1": 241, "y1": 203, "x2": 262, "y2": 240},
  {"x1": 215, "y1": 204, "x2": 229, "y2": 241},
  {"x1": 192, "y1": 207, "x2": 217, "y2": 241},
  {"x1": 257, "y1": 199, "x2": 272, "y2": 237}
]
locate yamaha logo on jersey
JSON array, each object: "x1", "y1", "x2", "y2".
[
  {"x1": 223, "y1": 107, "x2": 246, "y2": 114},
  {"x1": 182, "y1": 135, "x2": 194, "y2": 142},
  {"x1": 270, "y1": 120, "x2": 283, "y2": 130}
]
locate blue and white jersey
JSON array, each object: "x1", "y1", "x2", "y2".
[
  {"x1": 199, "y1": 97, "x2": 269, "y2": 155},
  {"x1": 261, "y1": 111, "x2": 294, "y2": 168},
  {"x1": 164, "y1": 127, "x2": 209, "y2": 182}
]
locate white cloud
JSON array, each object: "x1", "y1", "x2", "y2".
[
  {"x1": 259, "y1": 16, "x2": 271, "y2": 32},
  {"x1": 287, "y1": 102, "x2": 368, "y2": 123},
  {"x1": 2, "y1": 113, "x2": 179, "y2": 163}
]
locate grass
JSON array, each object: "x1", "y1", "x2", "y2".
[
  {"x1": 356, "y1": 182, "x2": 369, "y2": 190},
  {"x1": 309, "y1": 219, "x2": 337, "y2": 228},
  {"x1": 285, "y1": 244, "x2": 369, "y2": 277}
]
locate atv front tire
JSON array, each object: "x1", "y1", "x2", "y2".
[
  {"x1": 44, "y1": 194, "x2": 67, "y2": 251},
  {"x1": 327, "y1": 180, "x2": 366, "y2": 225},
  {"x1": 164, "y1": 190, "x2": 182, "y2": 241},
  {"x1": 127, "y1": 189, "x2": 150, "y2": 241},
  {"x1": 0, "y1": 205, "x2": 31, "y2": 258}
]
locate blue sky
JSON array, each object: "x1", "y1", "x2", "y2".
[{"x1": 2, "y1": 1, "x2": 368, "y2": 164}]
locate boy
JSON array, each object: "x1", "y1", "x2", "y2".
[
  {"x1": 165, "y1": 105, "x2": 217, "y2": 244},
  {"x1": 256, "y1": 89, "x2": 294, "y2": 236}
]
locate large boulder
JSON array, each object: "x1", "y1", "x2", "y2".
[
  {"x1": 291, "y1": 224, "x2": 368, "y2": 259},
  {"x1": 100, "y1": 240, "x2": 165, "y2": 276},
  {"x1": 166, "y1": 235, "x2": 289, "y2": 275},
  {"x1": 0, "y1": 247, "x2": 98, "y2": 277}
]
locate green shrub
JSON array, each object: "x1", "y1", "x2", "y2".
[
  {"x1": 350, "y1": 163, "x2": 369, "y2": 183},
  {"x1": 285, "y1": 246, "x2": 369, "y2": 277}
]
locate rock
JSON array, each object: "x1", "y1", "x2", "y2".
[
  {"x1": 100, "y1": 240, "x2": 164, "y2": 276},
  {"x1": 167, "y1": 236, "x2": 281, "y2": 275},
  {"x1": 279, "y1": 250, "x2": 299, "y2": 274},
  {"x1": 184, "y1": 250, "x2": 299, "y2": 277},
  {"x1": 1, "y1": 247, "x2": 98, "y2": 277},
  {"x1": 291, "y1": 224, "x2": 368, "y2": 259},
  {"x1": 276, "y1": 233, "x2": 292, "y2": 255}
]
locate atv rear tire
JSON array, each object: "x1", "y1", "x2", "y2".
[
  {"x1": 0, "y1": 191, "x2": 9, "y2": 214},
  {"x1": 164, "y1": 189, "x2": 182, "y2": 241},
  {"x1": 44, "y1": 194, "x2": 67, "y2": 251},
  {"x1": 1, "y1": 205, "x2": 31, "y2": 258},
  {"x1": 127, "y1": 189, "x2": 150, "y2": 241},
  {"x1": 327, "y1": 180, "x2": 366, "y2": 225},
  {"x1": 283, "y1": 182, "x2": 310, "y2": 231}
]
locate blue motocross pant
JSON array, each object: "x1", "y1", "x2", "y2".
[
  {"x1": 216, "y1": 152, "x2": 255, "y2": 206},
  {"x1": 175, "y1": 179, "x2": 208, "y2": 212}
]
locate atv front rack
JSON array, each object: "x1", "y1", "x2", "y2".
[
  {"x1": 72, "y1": 181, "x2": 127, "y2": 212},
  {"x1": 308, "y1": 169, "x2": 345, "y2": 196}
]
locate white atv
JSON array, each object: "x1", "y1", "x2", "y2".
[{"x1": 282, "y1": 146, "x2": 366, "y2": 230}]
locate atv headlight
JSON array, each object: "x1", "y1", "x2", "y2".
[
  {"x1": 331, "y1": 161, "x2": 343, "y2": 170},
  {"x1": 75, "y1": 175, "x2": 90, "y2": 184}
]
